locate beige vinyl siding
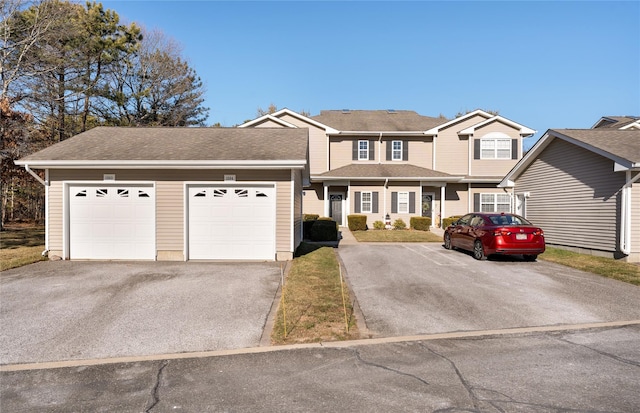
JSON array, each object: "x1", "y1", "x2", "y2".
[
  {"x1": 253, "y1": 119, "x2": 287, "y2": 127},
  {"x1": 292, "y1": 169, "x2": 303, "y2": 252},
  {"x1": 48, "y1": 168, "x2": 296, "y2": 259},
  {"x1": 350, "y1": 182, "x2": 385, "y2": 225},
  {"x1": 515, "y1": 139, "x2": 623, "y2": 253},
  {"x1": 471, "y1": 121, "x2": 521, "y2": 176},
  {"x1": 303, "y1": 183, "x2": 325, "y2": 217},
  {"x1": 330, "y1": 137, "x2": 379, "y2": 169},
  {"x1": 381, "y1": 137, "x2": 433, "y2": 168},
  {"x1": 278, "y1": 114, "x2": 328, "y2": 175},
  {"x1": 436, "y1": 114, "x2": 489, "y2": 175},
  {"x1": 276, "y1": 179, "x2": 292, "y2": 255},
  {"x1": 442, "y1": 183, "x2": 471, "y2": 218},
  {"x1": 386, "y1": 182, "x2": 421, "y2": 225},
  {"x1": 47, "y1": 179, "x2": 63, "y2": 256}
]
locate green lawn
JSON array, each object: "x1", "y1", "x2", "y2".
[
  {"x1": 0, "y1": 224, "x2": 46, "y2": 271},
  {"x1": 351, "y1": 229, "x2": 442, "y2": 243}
]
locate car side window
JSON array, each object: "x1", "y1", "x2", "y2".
[
  {"x1": 457, "y1": 214, "x2": 472, "y2": 225},
  {"x1": 470, "y1": 215, "x2": 484, "y2": 227}
]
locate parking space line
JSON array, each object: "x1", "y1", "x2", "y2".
[{"x1": 402, "y1": 244, "x2": 465, "y2": 266}]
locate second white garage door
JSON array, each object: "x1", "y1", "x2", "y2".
[{"x1": 188, "y1": 184, "x2": 276, "y2": 260}]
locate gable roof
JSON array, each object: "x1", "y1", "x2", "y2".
[
  {"x1": 311, "y1": 110, "x2": 445, "y2": 132},
  {"x1": 500, "y1": 128, "x2": 640, "y2": 186},
  {"x1": 592, "y1": 116, "x2": 640, "y2": 129},
  {"x1": 313, "y1": 163, "x2": 461, "y2": 181},
  {"x1": 17, "y1": 127, "x2": 308, "y2": 169},
  {"x1": 424, "y1": 109, "x2": 535, "y2": 136}
]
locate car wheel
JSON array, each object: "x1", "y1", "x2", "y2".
[
  {"x1": 473, "y1": 240, "x2": 486, "y2": 260},
  {"x1": 523, "y1": 254, "x2": 538, "y2": 262},
  {"x1": 444, "y1": 233, "x2": 452, "y2": 250}
]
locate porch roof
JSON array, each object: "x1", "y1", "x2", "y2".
[{"x1": 312, "y1": 163, "x2": 463, "y2": 181}]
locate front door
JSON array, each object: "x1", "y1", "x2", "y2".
[
  {"x1": 330, "y1": 194, "x2": 343, "y2": 225},
  {"x1": 422, "y1": 193, "x2": 434, "y2": 223}
]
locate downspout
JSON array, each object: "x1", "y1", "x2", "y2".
[
  {"x1": 378, "y1": 132, "x2": 383, "y2": 164},
  {"x1": 24, "y1": 165, "x2": 49, "y2": 256},
  {"x1": 383, "y1": 178, "x2": 388, "y2": 220},
  {"x1": 619, "y1": 171, "x2": 640, "y2": 255}
]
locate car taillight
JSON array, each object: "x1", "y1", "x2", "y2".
[
  {"x1": 493, "y1": 230, "x2": 511, "y2": 236},
  {"x1": 532, "y1": 229, "x2": 544, "y2": 236}
]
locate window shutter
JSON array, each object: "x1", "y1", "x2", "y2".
[
  {"x1": 386, "y1": 141, "x2": 392, "y2": 161},
  {"x1": 369, "y1": 140, "x2": 375, "y2": 160},
  {"x1": 354, "y1": 191, "x2": 361, "y2": 213},
  {"x1": 512, "y1": 139, "x2": 518, "y2": 159},
  {"x1": 409, "y1": 192, "x2": 415, "y2": 213},
  {"x1": 403, "y1": 140, "x2": 409, "y2": 161},
  {"x1": 352, "y1": 140, "x2": 358, "y2": 160},
  {"x1": 474, "y1": 193, "x2": 480, "y2": 212},
  {"x1": 474, "y1": 139, "x2": 481, "y2": 159},
  {"x1": 391, "y1": 192, "x2": 398, "y2": 213},
  {"x1": 372, "y1": 192, "x2": 379, "y2": 213}
]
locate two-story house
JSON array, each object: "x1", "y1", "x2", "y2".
[{"x1": 242, "y1": 109, "x2": 535, "y2": 227}]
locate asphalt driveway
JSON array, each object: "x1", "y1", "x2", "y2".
[
  {"x1": 0, "y1": 261, "x2": 281, "y2": 365},
  {"x1": 338, "y1": 243, "x2": 640, "y2": 337}
]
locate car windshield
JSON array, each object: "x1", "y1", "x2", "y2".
[{"x1": 488, "y1": 214, "x2": 531, "y2": 226}]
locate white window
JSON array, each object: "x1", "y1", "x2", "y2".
[
  {"x1": 397, "y1": 192, "x2": 409, "y2": 213},
  {"x1": 480, "y1": 193, "x2": 511, "y2": 212},
  {"x1": 392, "y1": 140, "x2": 402, "y2": 161},
  {"x1": 358, "y1": 140, "x2": 369, "y2": 160},
  {"x1": 481, "y1": 138, "x2": 511, "y2": 159},
  {"x1": 361, "y1": 191, "x2": 372, "y2": 213}
]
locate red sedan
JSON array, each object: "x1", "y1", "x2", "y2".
[{"x1": 443, "y1": 212, "x2": 545, "y2": 261}]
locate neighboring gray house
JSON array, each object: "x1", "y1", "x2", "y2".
[
  {"x1": 16, "y1": 127, "x2": 309, "y2": 261},
  {"x1": 499, "y1": 117, "x2": 640, "y2": 262}
]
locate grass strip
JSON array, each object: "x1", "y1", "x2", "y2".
[
  {"x1": 271, "y1": 247, "x2": 359, "y2": 345},
  {"x1": 540, "y1": 247, "x2": 640, "y2": 286},
  {"x1": 1, "y1": 246, "x2": 46, "y2": 271},
  {"x1": 352, "y1": 229, "x2": 442, "y2": 243}
]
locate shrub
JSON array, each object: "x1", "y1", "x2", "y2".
[
  {"x1": 442, "y1": 215, "x2": 463, "y2": 228},
  {"x1": 373, "y1": 220, "x2": 385, "y2": 230},
  {"x1": 347, "y1": 214, "x2": 367, "y2": 231},
  {"x1": 304, "y1": 219, "x2": 338, "y2": 241},
  {"x1": 303, "y1": 214, "x2": 319, "y2": 221},
  {"x1": 410, "y1": 216, "x2": 431, "y2": 231},
  {"x1": 393, "y1": 218, "x2": 406, "y2": 230}
]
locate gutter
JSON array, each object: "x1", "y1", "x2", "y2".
[{"x1": 619, "y1": 171, "x2": 640, "y2": 255}]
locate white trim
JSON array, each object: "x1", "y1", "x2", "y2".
[
  {"x1": 238, "y1": 114, "x2": 298, "y2": 128},
  {"x1": 313, "y1": 176, "x2": 462, "y2": 181},
  {"x1": 458, "y1": 115, "x2": 536, "y2": 136},
  {"x1": 619, "y1": 121, "x2": 640, "y2": 130},
  {"x1": 424, "y1": 110, "x2": 493, "y2": 135},
  {"x1": 329, "y1": 192, "x2": 346, "y2": 226},
  {"x1": 291, "y1": 170, "x2": 295, "y2": 253},
  {"x1": 270, "y1": 108, "x2": 340, "y2": 134},
  {"x1": 64, "y1": 180, "x2": 157, "y2": 261},
  {"x1": 16, "y1": 160, "x2": 307, "y2": 169},
  {"x1": 44, "y1": 169, "x2": 49, "y2": 253},
  {"x1": 391, "y1": 140, "x2": 403, "y2": 161},
  {"x1": 479, "y1": 133, "x2": 513, "y2": 160},
  {"x1": 397, "y1": 191, "x2": 409, "y2": 214},
  {"x1": 184, "y1": 181, "x2": 277, "y2": 261},
  {"x1": 361, "y1": 191, "x2": 373, "y2": 213},
  {"x1": 358, "y1": 140, "x2": 369, "y2": 161}
]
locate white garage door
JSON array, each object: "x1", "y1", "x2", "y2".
[
  {"x1": 69, "y1": 184, "x2": 155, "y2": 260},
  {"x1": 188, "y1": 185, "x2": 276, "y2": 260}
]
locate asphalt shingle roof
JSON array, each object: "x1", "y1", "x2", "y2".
[
  {"x1": 19, "y1": 127, "x2": 308, "y2": 162},
  {"x1": 311, "y1": 110, "x2": 446, "y2": 132},
  {"x1": 593, "y1": 116, "x2": 640, "y2": 129},
  {"x1": 551, "y1": 129, "x2": 640, "y2": 164},
  {"x1": 316, "y1": 163, "x2": 457, "y2": 179}
]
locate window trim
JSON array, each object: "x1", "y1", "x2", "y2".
[
  {"x1": 480, "y1": 137, "x2": 512, "y2": 160},
  {"x1": 358, "y1": 140, "x2": 369, "y2": 161},
  {"x1": 397, "y1": 191, "x2": 409, "y2": 213},
  {"x1": 361, "y1": 191, "x2": 372, "y2": 213},
  {"x1": 391, "y1": 140, "x2": 403, "y2": 161},
  {"x1": 480, "y1": 193, "x2": 511, "y2": 213}
]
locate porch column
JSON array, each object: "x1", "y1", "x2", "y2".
[
  {"x1": 323, "y1": 184, "x2": 329, "y2": 217},
  {"x1": 440, "y1": 185, "x2": 446, "y2": 226}
]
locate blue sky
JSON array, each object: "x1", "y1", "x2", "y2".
[{"x1": 101, "y1": 1, "x2": 639, "y2": 148}]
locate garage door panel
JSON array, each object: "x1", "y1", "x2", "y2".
[
  {"x1": 188, "y1": 185, "x2": 275, "y2": 260},
  {"x1": 69, "y1": 185, "x2": 155, "y2": 260}
]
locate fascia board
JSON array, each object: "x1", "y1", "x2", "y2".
[
  {"x1": 311, "y1": 175, "x2": 463, "y2": 181},
  {"x1": 327, "y1": 131, "x2": 426, "y2": 137},
  {"x1": 238, "y1": 114, "x2": 295, "y2": 128},
  {"x1": 16, "y1": 160, "x2": 308, "y2": 169},
  {"x1": 498, "y1": 130, "x2": 555, "y2": 187},
  {"x1": 620, "y1": 121, "x2": 640, "y2": 130},
  {"x1": 271, "y1": 108, "x2": 339, "y2": 134},
  {"x1": 458, "y1": 116, "x2": 536, "y2": 136},
  {"x1": 424, "y1": 109, "x2": 492, "y2": 134}
]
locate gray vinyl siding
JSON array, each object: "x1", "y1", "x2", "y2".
[
  {"x1": 514, "y1": 139, "x2": 623, "y2": 253},
  {"x1": 292, "y1": 169, "x2": 303, "y2": 251}
]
